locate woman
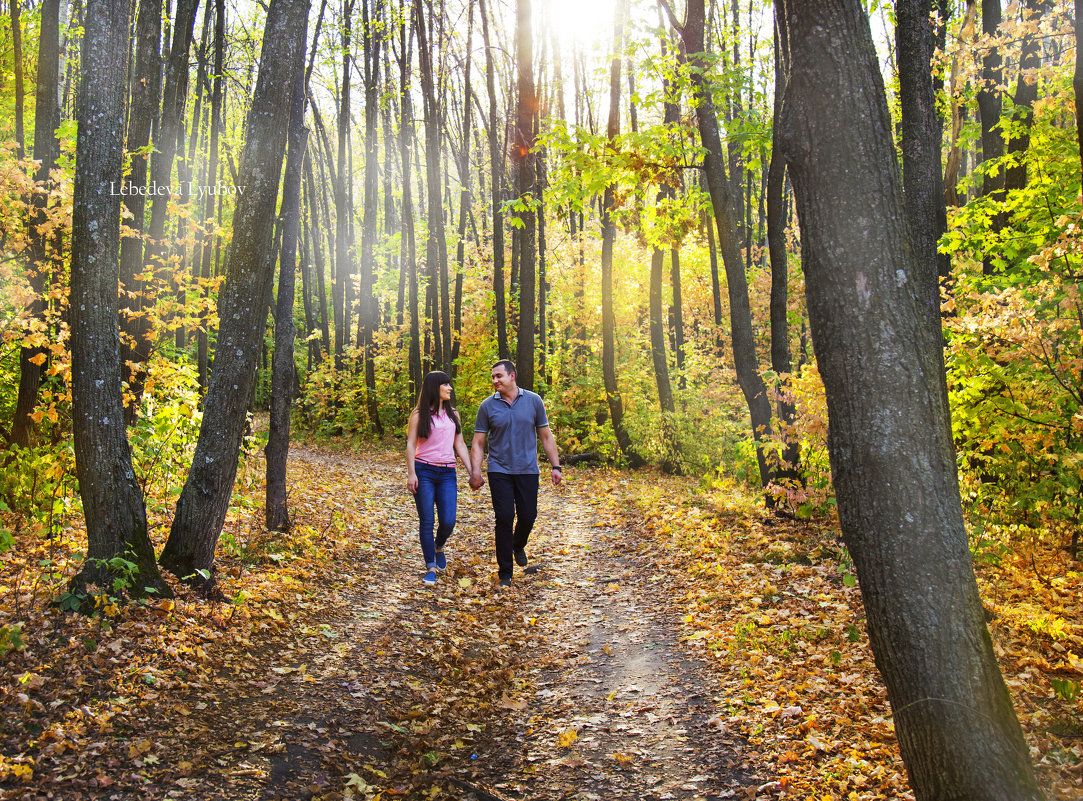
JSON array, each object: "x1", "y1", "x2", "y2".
[{"x1": 406, "y1": 371, "x2": 472, "y2": 586}]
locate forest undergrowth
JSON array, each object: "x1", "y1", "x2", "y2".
[{"x1": 0, "y1": 440, "x2": 1080, "y2": 799}]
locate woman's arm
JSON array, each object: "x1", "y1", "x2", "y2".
[
  {"x1": 406, "y1": 410, "x2": 420, "y2": 494},
  {"x1": 451, "y1": 411, "x2": 472, "y2": 472}
]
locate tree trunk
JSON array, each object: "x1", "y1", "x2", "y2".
[
  {"x1": 304, "y1": 154, "x2": 332, "y2": 362},
  {"x1": 513, "y1": 0, "x2": 536, "y2": 390},
  {"x1": 333, "y1": 0, "x2": 353, "y2": 368},
  {"x1": 451, "y1": 0, "x2": 475, "y2": 369},
  {"x1": 159, "y1": 0, "x2": 309, "y2": 591},
  {"x1": 977, "y1": 0, "x2": 1005, "y2": 274},
  {"x1": 265, "y1": 34, "x2": 308, "y2": 532},
  {"x1": 132, "y1": 0, "x2": 201, "y2": 414},
  {"x1": 1003, "y1": 0, "x2": 1045, "y2": 193},
  {"x1": 479, "y1": 0, "x2": 509, "y2": 360},
  {"x1": 198, "y1": 0, "x2": 225, "y2": 390},
  {"x1": 69, "y1": 0, "x2": 169, "y2": 598},
  {"x1": 358, "y1": 0, "x2": 383, "y2": 434},
  {"x1": 766, "y1": 20, "x2": 800, "y2": 491},
  {"x1": 414, "y1": 0, "x2": 450, "y2": 371},
  {"x1": 1076, "y1": 0, "x2": 1083, "y2": 180},
  {"x1": 10, "y1": 0, "x2": 62, "y2": 449},
  {"x1": 601, "y1": 0, "x2": 641, "y2": 465},
  {"x1": 117, "y1": 0, "x2": 163, "y2": 419},
  {"x1": 897, "y1": 0, "x2": 951, "y2": 329},
  {"x1": 675, "y1": 0, "x2": 773, "y2": 488},
  {"x1": 776, "y1": 0, "x2": 1042, "y2": 796},
  {"x1": 9, "y1": 0, "x2": 25, "y2": 156},
  {"x1": 397, "y1": 0, "x2": 422, "y2": 393}
]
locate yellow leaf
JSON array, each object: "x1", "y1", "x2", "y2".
[
  {"x1": 458, "y1": 577, "x2": 472, "y2": 588},
  {"x1": 28, "y1": 352, "x2": 47, "y2": 366},
  {"x1": 557, "y1": 728, "x2": 578, "y2": 748}
]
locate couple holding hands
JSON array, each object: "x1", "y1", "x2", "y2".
[{"x1": 405, "y1": 360, "x2": 562, "y2": 588}]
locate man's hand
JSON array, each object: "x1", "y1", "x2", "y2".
[
  {"x1": 551, "y1": 468, "x2": 562, "y2": 487},
  {"x1": 469, "y1": 471, "x2": 484, "y2": 491}
]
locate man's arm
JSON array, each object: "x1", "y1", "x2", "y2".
[
  {"x1": 470, "y1": 431, "x2": 486, "y2": 490},
  {"x1": 538, "y1": 426, "x2": 562, "y2": 486}
]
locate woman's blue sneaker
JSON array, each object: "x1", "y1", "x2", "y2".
[
  {"x1": 435, "y1": 551, "x2": 447, "y2": 571},
  {"x1": 423, "y1": 569, "x2": 438, "y2": 585}
]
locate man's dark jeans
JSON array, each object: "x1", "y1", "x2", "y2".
[{"x1": 488, "y1": 472, "x2": 539, "y2": 580}]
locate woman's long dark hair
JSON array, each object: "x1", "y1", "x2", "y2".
[{"x1": 414, "y1": 371, "x2": 461, "y2": 439}]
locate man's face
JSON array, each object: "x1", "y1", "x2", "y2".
[{"x1": 491, "y1": 366, "x2": 514, "y2": 393}]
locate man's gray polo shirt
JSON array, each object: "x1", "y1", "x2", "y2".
[{"x1": 474, "y1": 389, "x2": 549, "y2": 474}]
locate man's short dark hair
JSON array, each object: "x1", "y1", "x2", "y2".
[{"x1": 491, "y1": 359, "x2": 516, "y2": 375}]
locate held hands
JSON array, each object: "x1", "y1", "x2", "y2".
[{"x1": 469, "y1": 470, "x2": 484, "y2": 491}]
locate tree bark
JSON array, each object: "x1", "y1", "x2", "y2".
[
  {"x1": 160, "y1": 0, "x2": 309, "y2": 590},
  {"x1": 977, "y1": 0, "x2": 1005, "y2": 274},
  {"x1": 1003, "y1": 0, "x2": 1045, "y2": 193},
  {"x1": 358, "y1": 0, "x2": 383, "y2": 434},
  {"x1": 1076, "y1": 0, "x2": 1083, "y2": 180},
  {"x1": 10, "y1": 0, "x2": 62, "y2": 449},
  {"x1": 117, "y1": 0, "x2": 163, "y2": 419},
  {"x1": 69, "y1": 0, "x2": 169, "y2": 598},
  {"x1": 601, "y1": 0, "x2": 641, "y2": 465},
  {"x1": 414, "y1": 0, "x2": 450, "y2": 371},
  {"x1": 265, "y1": 32, "x2": 308, "y2": 532},
  {"x1": 396, "y1": 0, "x2": 422, "y2": 392},
  {"x1": 766, "y1": 21, "x2": 799, "y2": 491},
  {"x1": 479, "y1": 0, "x2": 509, "y2": 361},
  {"x1": 333, "y1": 0, "x2": 354, "y2": 367},
  {"x1": 131, "y1": 0, "x2": 201, "y2": 414},
  {"x1": 513, "y1": 0, "x2": 537, "y2": 390},
  {"x1": 896, "y1": 0, "x2": 950, "y2": 330},
  {"x1": 675, "y1": 0, "x2": 773, "y2": 488},
  {"x1": 776, "y1": 0, "x2": 1042, "y2": 796},
  {"x1": 8, "y1": 0, "x2": 25, "y2": 156},
  {"x1": 197, "y1": 0, "x2": 225, "y2": 389}
]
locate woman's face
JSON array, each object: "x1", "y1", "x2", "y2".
[{"x1": 439, "y1": 382, "x2": 453, "y2": 402}]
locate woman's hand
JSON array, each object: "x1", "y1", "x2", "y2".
[{"x1": 407, "y1": 474, "x2": 418, "y2": 494}]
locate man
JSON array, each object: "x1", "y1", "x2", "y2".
[{"x1": 470, "y1": 360, "x2": 561, "y2": 587}]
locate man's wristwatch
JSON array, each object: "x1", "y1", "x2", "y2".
[{"x1": 551, "y1": 464, "x2": 561, "y2": 472}]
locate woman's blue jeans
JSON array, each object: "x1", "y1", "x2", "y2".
[{"x1": 413, "y1": 462, "x2": 457, "y2": 568}]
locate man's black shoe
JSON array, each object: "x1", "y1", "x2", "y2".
[{"x1": 514, "y1": 548, "x2": 528, "y2": 567}]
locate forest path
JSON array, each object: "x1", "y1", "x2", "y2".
[{"x1": 149, "y1": 445, "x2": 761, "y2": 800}]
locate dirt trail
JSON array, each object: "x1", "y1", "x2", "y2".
[{"x1": 144, "y1": 446, "x2": 761, "y2": 800}]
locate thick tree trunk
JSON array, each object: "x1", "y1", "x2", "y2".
[
  {"x1": 896, "y1": 0, "x2": 950, "y2": 330},
  {"x1": 512, "y1": 0, "x2": 536, "y2": 390},
  {"x1": 776, "y1": 0, "x2": 1042, "y2": 797},
  {"x1": 10, "y1": 0, "x2": 62, "y2": 449},
  {"x1": 265, "y1": 37, "x2": 308, "y2": 532},
  {"x1": 676, "y1": 0, "x2": 773, "y2": 488},
  {"x1": 159, "y1": 0, "x2": 309, "y2": 591},
  {"x1": 69, "y1": 0, "x2": 169, "y2": 598},
  {"x1": 479, "y1": 0, "x2": 509, "y2": 361}
]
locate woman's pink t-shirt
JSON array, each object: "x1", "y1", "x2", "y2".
[{"x1": 415, "y1": 409, "x2": 456, "y2": 465}]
